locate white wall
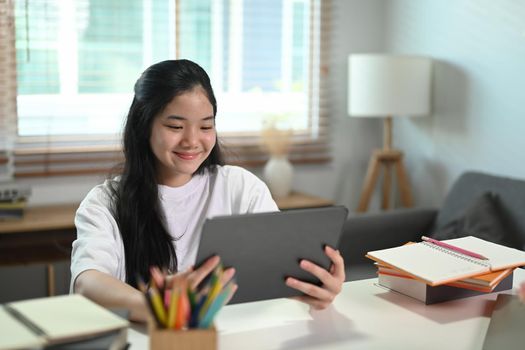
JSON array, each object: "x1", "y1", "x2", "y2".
[
  {"x1": 20, "y1": 0, "x2": 387, "y2": 213},
  {"x1": 277, "y1": 0, "x2": 386, "y2": 211},
  {"x1": 385, "y1": 0, "x2": 525, "y2": 207}
]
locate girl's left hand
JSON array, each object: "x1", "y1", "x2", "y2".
[
  {"x1": 164, "y1": 256, "x2": 236, "y2": 291},
  {"x1": 285, "y1": 245, "x2": 345, "y2": 309}
]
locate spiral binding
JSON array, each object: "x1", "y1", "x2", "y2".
[{"x1": 421, "y1": 241, "x2": 491, "y2": 268}]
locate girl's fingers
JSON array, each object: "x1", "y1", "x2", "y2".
[
  {"x1": 220, "y1": 267, "x2": 236, "y2": 285},
  {"x1": 150, "y1": 266, "x2": 165, "y2": 289},
  {"x1": 285, "y1": 277, "x2": 334, "y2": 303},
  {"x1": 324, "y1": 246, "x2": 345, "y2": 281},
  {"x1": 164, "y1": 256, "x2": 230, "y2": 291},
  {"x1": 298, "y1": 259, "x2": 342, "y2": 295},
  {"x1": 188, "y1": 255, "x2": 221, "y2": 289}
]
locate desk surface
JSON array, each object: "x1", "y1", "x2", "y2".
[
  {"x1": 0, "y1": 203, "x2": 78, "y2": 234},
  {"x1": 129, "y1": 269, "x2": 525, "y2": 350}
]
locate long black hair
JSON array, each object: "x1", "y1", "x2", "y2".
[{"x1": 110, "y1": 59, "x2": 224, "y2": 287}]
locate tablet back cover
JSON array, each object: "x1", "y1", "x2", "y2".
[{"x1": 196, "y1": 206, "x2": 348, "y2": 304}]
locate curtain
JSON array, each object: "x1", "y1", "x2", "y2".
[{"x1": 0, "y1": 0, "x2": 17, "y2": 181}]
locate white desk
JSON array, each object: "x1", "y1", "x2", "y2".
[{"x1": 128, "y1": 269, "x2": 525, "y2": 350}]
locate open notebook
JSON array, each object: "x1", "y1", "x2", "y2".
[
  {"x1": 0, "y1": 294, "x2": 128, "y2": 350},
  {"x1": 366, "y1": 236, "x2": 525, "y2": 286}
]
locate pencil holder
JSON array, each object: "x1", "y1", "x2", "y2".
[{"x1": 149, "y1": 324, "x2": 217, "y2": 350}]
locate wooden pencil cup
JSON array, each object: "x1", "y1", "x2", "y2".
[{"x1": 149, "y1": 324, "x2": 217, "y2": 350}]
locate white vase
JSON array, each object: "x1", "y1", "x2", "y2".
[{"x1": 263, "y1": 155, "x2": 293, "y2": 198}]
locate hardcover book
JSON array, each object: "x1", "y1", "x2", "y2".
[
  {"x1": 377, "y1": 271, "x2": 513, "y2": 304},
  {"x1": 376, "y1": 264, "x2": 514, "y2": 292}
]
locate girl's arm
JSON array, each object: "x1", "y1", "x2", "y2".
[{"x1": 74, "y1": 269, "x2": 149, "y2": 322}]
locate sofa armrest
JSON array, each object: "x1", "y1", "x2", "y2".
[{"x1": 338, "y1": 207, "x2": 438, "y2": 266}]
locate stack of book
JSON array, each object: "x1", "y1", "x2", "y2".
[
  {"x1": 366, "y1": 236, "x2": 525, "y2": 304},
  {"x1": 0, "y1": 184, "x2": 31, "y2": 220},
  {"x1": 0, "y1": 294, "x2": 129, "y2": 350},
  {"x1": 376, "y1": 263, "x2": 514, "y2": 304}
]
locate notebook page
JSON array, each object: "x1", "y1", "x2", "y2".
[
  {"x1": 442, "y1": 236, "x2": 525, "y2": 270},
  {"x1": 367, "y1": 243, "x2": 489, "y2": 285},
  {"x1": 0, "y1": 306, "x2": 44, "y2": 350},
  {"x1": 8, "y1": 294, "x2": 129, "y2": 344}
]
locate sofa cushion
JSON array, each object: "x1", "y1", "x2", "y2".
[
  {"x1": 430, "y1": 192, "x2": 515, "y2": 246},
  {"x1": 433, "y1": 172, "x2": 525, "y2": 250}
]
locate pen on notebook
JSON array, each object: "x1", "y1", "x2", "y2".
[{"x1": 421, "y1": 236, "x2": 489, "y2": 260}]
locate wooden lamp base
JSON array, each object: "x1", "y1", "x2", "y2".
[{"x1": 356, "y1": 117, "x2": 413, "y2": 212}]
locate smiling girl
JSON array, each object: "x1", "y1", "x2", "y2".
[{"x1": 70, "y1": 60, "x2": 344, "y2": 321}]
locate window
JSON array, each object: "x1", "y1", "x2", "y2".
[
  {"x1": 5, "y1": 0, "x2": 331, "y2": 177},
  {"x1": 15, "y1": 0, "x2": 173, "y2": 136}
]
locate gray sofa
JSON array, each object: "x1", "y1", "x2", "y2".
[{"x1": 338, "y1": 171, "x2": 525, "y2": 281}]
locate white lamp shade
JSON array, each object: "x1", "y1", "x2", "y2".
[{"x1": 348, "y1": 54, "x2": 432, "y2": 117}]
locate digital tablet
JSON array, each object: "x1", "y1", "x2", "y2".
[{"x1": 195, "y1": 206, "x2": 348, "y2": 304}]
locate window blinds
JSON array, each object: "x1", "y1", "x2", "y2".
[{"x1": 7, "y1": 0, "x2": 332, "y2": 177}]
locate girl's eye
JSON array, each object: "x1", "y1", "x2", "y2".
[
  {"x1": 201, "y1": 126, "x2": 214, "y2": 130},
  {"x1": 166, "y1": 125, "x2": 182, "y2": 130}
]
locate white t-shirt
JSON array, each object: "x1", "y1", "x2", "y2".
[{"x1": 70, "y1": 165, "x2": 278, "y2": 291}]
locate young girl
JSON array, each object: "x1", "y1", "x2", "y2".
[{"x1": 71, "y1": 59, "x2": 345, "y2": 322}]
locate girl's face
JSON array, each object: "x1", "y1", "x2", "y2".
[{"x1": 149, "y1": 88, "x2": 216, "y2": 187}]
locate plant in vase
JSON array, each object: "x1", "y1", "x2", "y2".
[{"x1": 260, "y1": 124, "x2": 293, "y2": 198}]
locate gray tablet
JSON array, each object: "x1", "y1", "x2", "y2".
[{"x1": 195, "y1": 206, "x2": 348, "y2": 304}]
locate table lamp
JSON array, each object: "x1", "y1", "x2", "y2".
[{"x1": 348, "y1": 54, "x2": 432, "y2": 212}]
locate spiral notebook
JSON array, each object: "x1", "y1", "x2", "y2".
[{"x1": 366, "y1": 236, "x2": 525, "y2": 286}]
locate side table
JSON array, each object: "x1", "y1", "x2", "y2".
[{"x1": 274, "y1": 191, "x2": 334, "y2": 210}]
